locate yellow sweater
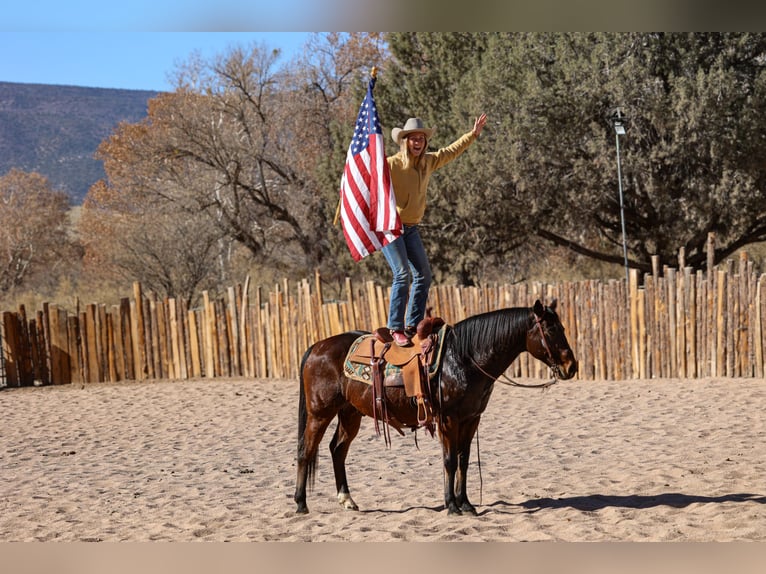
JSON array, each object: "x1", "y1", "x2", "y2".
[{"x1": 386, "y1": 131, "x2": 477, "y2": 225}]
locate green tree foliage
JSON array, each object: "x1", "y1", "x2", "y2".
[
  {"x1": 376, "y1": 32, "x2": 766, "y2": 281},
  {"x1": 477, "y1": 32, "x2": 766, "y2": 273}
]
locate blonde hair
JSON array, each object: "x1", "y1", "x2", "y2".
[{"x1": 399, "y1": 135, "x2": 427, "y2": 171}]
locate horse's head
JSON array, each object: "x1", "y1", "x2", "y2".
[{"x1": 527, "y1": 299, "x2": 578, "y2": 380}]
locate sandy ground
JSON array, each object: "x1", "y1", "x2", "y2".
[{"x1": 2, "y1": 375, "x2": 766, "y2": 543}]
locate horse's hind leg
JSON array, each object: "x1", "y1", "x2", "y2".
[
  {"x1": 295, "y1": 414, "x2": 334, "y2": 514},
  {"x1": 329, "y1": 405, "x2": 363, "y2": 511}
]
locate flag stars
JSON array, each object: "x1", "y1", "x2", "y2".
[{"x1": 349, "y1": 88, "x2": 384, "y2": 156}]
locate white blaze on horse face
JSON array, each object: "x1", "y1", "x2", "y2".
[{"x1": 338, "y1": 491, "x2": 359, "y2": 511}]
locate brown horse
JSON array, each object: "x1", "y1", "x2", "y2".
[{"x1": 294, "y1": 299, "x2": 578, "y2": 515}]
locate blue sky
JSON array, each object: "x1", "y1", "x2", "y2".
[
  {"x1": 0, "y1": 0, "x2": 363, "y2": 92},
  {"x1": 0, "y1": 32, "x2": 315, "y2": 92},
  {"x1": 2, "y1": 1, "x2": 336, "y2": 32},
  {"x1": 0, "y1": 1, "x2": 734, "y2": 93}
]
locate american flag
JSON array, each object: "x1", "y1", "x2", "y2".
[{"x1": 339, "y1": 75, "x2": 402, "y2": 261}]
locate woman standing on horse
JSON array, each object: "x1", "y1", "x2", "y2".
[{"x1": 384, "y1": 113, "x2": 488, "y2": 347}]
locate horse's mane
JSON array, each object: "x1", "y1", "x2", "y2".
[{"x1": 450, "y1": 307, "x2": 531, "y2": 359}]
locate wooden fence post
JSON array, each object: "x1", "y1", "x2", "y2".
[
  {"x1": 757, "y1": 275, "x2": 765, "y2": 378},
  {"x1": 2, "y1": 311, "x2": 20, "y2": 386},
  {"x1": 48, "y1": 305, "x2": 71, "y2": 385},
  {"x1": 132, "y1": 282, "x2": 147, "y2": 381}
]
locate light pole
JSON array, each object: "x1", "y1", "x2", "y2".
[{"x1": 611, "y1": 108, "x2": 630, "y2": 287}]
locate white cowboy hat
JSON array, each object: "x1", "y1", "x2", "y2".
[{"x1": 391, "y1": 117, "x2": 435, "y2": 145}]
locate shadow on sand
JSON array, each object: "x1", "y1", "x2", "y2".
[{"x1": 481, "y1": 492, "x2": 766, "y2": 515}]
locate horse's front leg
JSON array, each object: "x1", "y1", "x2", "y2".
[
  {"x1": 455, "y1": 416, "x2": 481, "y2": 516},
  {"x1": 329, "y1": 405, "x2": 363, "y2": 511},
  {"x1": 439, "y1": 420, "x2": 462, "y2": 515}
]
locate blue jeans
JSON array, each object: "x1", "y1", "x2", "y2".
[{"x1": 382, "y1": 225, "x2": 432, "y2": 331}]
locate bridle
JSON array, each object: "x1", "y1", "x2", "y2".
[
  {"x1": 464, "y1": 310, "x2": 563, "y2": 390},
  {"x1": 531, "y1": 310, "x2": 565, "y2": 380},
  {"x1": 532, "y1": 311, "x2": 555, "y2": 368}
]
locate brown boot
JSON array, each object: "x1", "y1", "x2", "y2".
[{"x1": 390, "y1": 330, "x2": 412, "y2": 347}]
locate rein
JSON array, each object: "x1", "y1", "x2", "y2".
[
  {"x1": 468, "y1": 356, "x2": 559, "y2": 390},
  {"x1": 465, "y1": 312, "x2": 562, "y2": 390}
]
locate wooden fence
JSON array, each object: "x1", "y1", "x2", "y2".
[{"x1": 1, "y1": 253, "x2": 765, "y2": 387}]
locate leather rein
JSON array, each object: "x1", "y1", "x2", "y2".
[{"x1": 468, "y1": 312, "x2": 560, "y2": 390}]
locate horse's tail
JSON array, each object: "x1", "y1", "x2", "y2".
[{"x1": 297, "y1": 343, "x2": 317, "y2": 489}]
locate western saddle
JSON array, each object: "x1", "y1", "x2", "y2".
[{"x1": 343, "y1": 316, "x2": 447, "y2": 446}]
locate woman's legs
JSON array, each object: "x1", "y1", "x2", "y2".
[
  {"x1": 382, "y1": 225, "x2": 432, "y2": 331},
  {"x1": 402, "y1": 226, "x2": 432, "y2": 329},
  {"x1": 382, "y1": 234, "x2": 411, "y2": 331}
]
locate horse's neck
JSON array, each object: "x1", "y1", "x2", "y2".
[
  {"x1": 486, "y1": 332, "x2": 527, "y2": 376},
  {"x1": 457, "y1": 308, "x2": 531, "y2": 378}
]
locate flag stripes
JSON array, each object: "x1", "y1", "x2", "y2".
[{"x1": 339, "y1": 75, "x2": 401, "y2": 261}]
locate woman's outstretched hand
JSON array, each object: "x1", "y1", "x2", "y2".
[{"x1": 473, "y1": 113, "x2": 488, "y2": 137}]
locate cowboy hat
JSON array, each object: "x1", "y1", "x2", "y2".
[{"x1": 391, "y1": 117, "x2": 435, "y2": 145}]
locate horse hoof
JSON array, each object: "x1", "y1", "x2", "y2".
[
  {"x1": 295, "y1": 506, "x2": 309, "y2": 515},
  {"x1": 338, "y1": 492, "x2": 359, "y2": 511},
  {"x1": 447, "y1": 505, "x2": 463, "y2": 516}
]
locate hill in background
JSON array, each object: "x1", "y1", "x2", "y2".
[{"x1": 0, "y1": 81, "x2": 159, "y2": 204}]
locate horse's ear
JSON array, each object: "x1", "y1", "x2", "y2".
[
  {"x1": 533, "y1": 300, "x2": 545, "y2": 318},
  {"x1": 549, "y1": 298, "x2": 558, "y2": 311}
]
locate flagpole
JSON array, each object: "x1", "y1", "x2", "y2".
[
  {"x1": 333, "y1": 190, "x2": 342, "y2": 226},
  {"x1": 333, "y1": 188, "x2": 342, "y2": 227},
  {"x1": 334, "y1": 66, "x2": 379, "y2": 227}
]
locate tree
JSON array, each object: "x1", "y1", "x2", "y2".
[
  {"x1": 476, "y1": 32, "x2": 766, "y2": 273},
  {"x1": 378, "y1": 33, "x2": 766, "y2": 280},
  {"x1": 80, "y1": 178, "x2": 225, "y2": 307},
  {"x1": 0, "y1": 169, "x2": 78, "y2": 293},
  {"x1": 88, "y1": 33, "x2": 396, "y2": 296}
]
